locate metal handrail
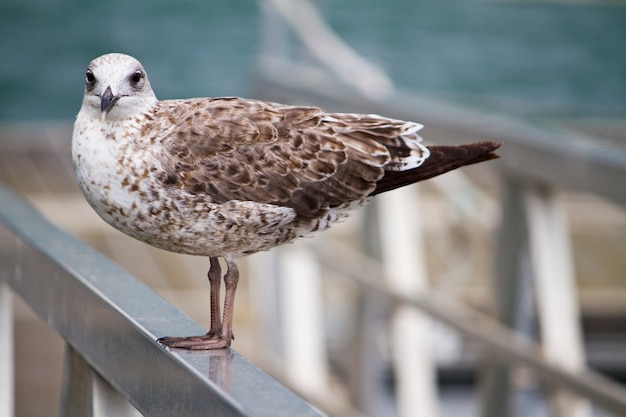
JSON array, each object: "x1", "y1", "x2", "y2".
[{"x1": 0, "y1": 182, "x2": 325, "y2": 417}]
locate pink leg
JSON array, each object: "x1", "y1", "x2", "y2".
[
  {"x1": 218, "y1": 260, "x2": 239, "y2": 343},
  {"x1": 207, "y1": 257, "x2": 222, "y2": 337},
  {"x1": 158, "y1": 258, "x2": 238, "y2": 350}
]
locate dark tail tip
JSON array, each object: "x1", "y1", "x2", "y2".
[
  {"x1": 372, "y1": 141, "x2": 501, "y2": 196},
  {"x1": 429, "y1": 141, "x2": 501, "y2": 167}
]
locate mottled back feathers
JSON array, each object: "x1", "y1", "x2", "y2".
[{"x1": 154, "y1": 97, "x2": 434, "y2": 218}]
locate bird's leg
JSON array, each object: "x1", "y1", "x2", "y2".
[
  {"x1": 157, "y1": 257, "x2": 236, "y2": 350},
  {"x1": 219, "y1": 260, "x2": 239, "y2": 343},
  {"x1": 207, "y1": 257, "x2": 222, "y2": 338}
]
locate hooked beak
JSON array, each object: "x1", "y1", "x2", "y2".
[{"x1": 100, "y1": 85, "x2": 120, "y2": 114}]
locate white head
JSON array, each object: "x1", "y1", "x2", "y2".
[{"x1": 79, "y1": 53, "x2": 158, "y2": 121}]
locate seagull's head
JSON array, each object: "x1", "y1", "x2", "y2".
[{"x1": 80, "y1": 53, "x2": 158, "y2": 121}]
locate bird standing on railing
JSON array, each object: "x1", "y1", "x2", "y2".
[{"x1": 72, "y1": 53, "x2": 500, "y2": 350}]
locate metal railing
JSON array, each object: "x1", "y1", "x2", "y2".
[
  {"x1": 253, "y1": 1, "x2": 626, "y2": 417},
  {"x1": 0, "y1": 183, "x2": 325, "y2": 417}
]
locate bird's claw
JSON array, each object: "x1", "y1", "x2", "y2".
[{"x1": 158, "y1": 334, "x2": 232, "y2": 350}]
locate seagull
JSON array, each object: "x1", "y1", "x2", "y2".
[{"x1": 72, "y1": 53, "x2": 500, "y2": 350}]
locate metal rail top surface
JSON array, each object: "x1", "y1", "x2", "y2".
[{"x1": 0, "y1": 183, "x2": 325, "y2": 417}]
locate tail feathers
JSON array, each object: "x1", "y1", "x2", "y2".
[{"x1": 372, "y1": 141, "x2": 501, "y2": 196}]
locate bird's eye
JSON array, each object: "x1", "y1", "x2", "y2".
[
  {"x1": 130, "y1": 70, "x2": 143, "y2": 87},
  {"x1": 85, "y1": 69, "x2": 96, "y2": 89}
]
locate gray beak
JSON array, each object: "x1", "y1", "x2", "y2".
[{"x1": 100, "y1": 86, "x2": 120, "y2": 114}]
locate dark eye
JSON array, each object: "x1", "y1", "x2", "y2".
[
  {"x1": 85, "y1": 69, "x2": 96, "y2": 89},
  {"x1": 130, "y1": 70, "x2": 143, "y2": 86}
]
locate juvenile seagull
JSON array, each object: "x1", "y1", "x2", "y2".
[{"x1": 73, "y1": 53, "x2": 500, "y2": 350}]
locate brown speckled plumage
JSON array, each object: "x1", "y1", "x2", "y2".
[{"x1": 72, "y1": 53, "x2": 500, "y2": 350}]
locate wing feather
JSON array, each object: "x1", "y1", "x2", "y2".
[{"x1": 154, "y1": 97, "x2": 404, "y2": 218}]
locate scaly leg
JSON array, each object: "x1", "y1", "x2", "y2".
[
  {"x1": 218, "y1": 259, "x2": 239, "y2": 343},
  {"x1": 158, "y1": 258, "x2": 238, "y2": 350},
  {"x1": 207, "y1": 257, "x2": 222, "y2": 337}
]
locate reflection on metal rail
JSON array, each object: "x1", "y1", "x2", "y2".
[{"x1": 0, "y1": 183, "x2": 325, "y2": 417}]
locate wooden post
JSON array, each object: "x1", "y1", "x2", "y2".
[
  {"x1": 482, "y1": 180, "x2": 528, "y2": 417},
  {"x1": 525, "y1": 186, "x2": 590, "y2": 417},
  {"x1": 280, "y1": 246, "x2": 329, "y2": 400},
  {"x1": 377, "y1": 186, "x2": 439, "y2": 417}
]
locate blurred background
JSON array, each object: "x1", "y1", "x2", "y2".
[
  {"x1": 2, "y1": 0, "x2": 626, "y2": 121},
  {"x1": 1, "y1": 0, "x2": 625, "y2": 416}
]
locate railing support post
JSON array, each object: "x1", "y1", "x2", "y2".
[
  {"x1": 348, "y1": 202, "x2": 395, "y2": 416},
  {"x1": 0, "y1": 282, "x2": 14, "y2": 417},
  {"x1": 60, "y1": 344, "x2": 94, "y2": 417},
  {"x1": 483, "y1": 180, "x2": 591, "y2": 417},
  {"x1": 377, "y1": 186, "x2": 439, "y2": 417},
  {"x1": 525, "y1": 185, "x2": 590, "y2": 417},
  {"x1": 279, "y1": 245, "x2": 329, "y2": 400},
  {"x1": 481, "y1": 179, "x2": 530, "y2": 417},
  {"x1": 93, "y1": 369, "x2": 143, "y2": 417},
  {"x1": 60, "y1": 345, "x2": 141, "y2": 417}
]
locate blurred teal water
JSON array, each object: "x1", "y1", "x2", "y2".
[
  {"x1": 0, "y1": 0, "x2": 259, "y2": 120},
  {"x1": 1, "y1": 0, "x2": 625, "y2": 121},
  {"x1": 327, "y1": 1, "x2": 626, "y2": 119}
]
